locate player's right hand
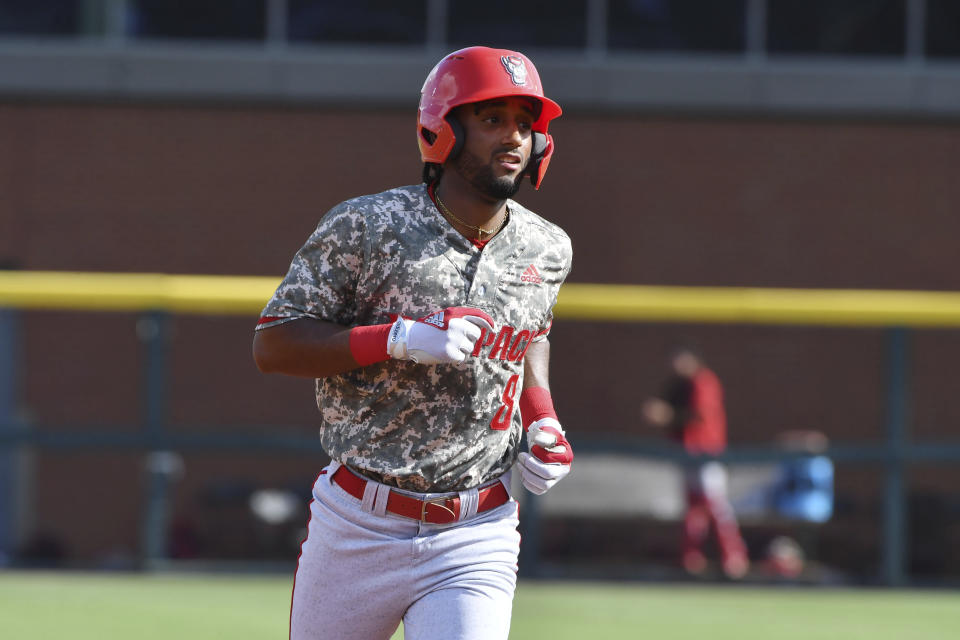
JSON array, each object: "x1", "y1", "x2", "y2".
[
  {"x1": 517, "y1": 418, "x2": 573, "y2": 494},
  {"x1": 387, "y1": 307, "x2": 495, "y2": 365}
]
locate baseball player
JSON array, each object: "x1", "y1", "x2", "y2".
[
  {"x1": 642, "y1": 347, "x2": 749, "y2": 579},
  {"x1": 253, "y1": 46, "x2": 574, "y2": 640}
]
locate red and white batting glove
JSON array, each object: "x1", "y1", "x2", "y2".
[
  {"x1": 516, "y1": 387, "x2": 573, "y2": 495},
  {"x1": 386, "y1": 307, "x2": 495, "y2": 365}
]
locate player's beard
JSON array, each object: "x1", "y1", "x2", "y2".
[{"x1": 452, "y1": 148, "x2": 524, "y2": 200}]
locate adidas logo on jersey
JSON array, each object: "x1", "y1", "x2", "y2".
[
  {"x1": 520, "y1": 264, "x2": 543, "y2": 284},
  {"x1": 423, "y1": 311, "x2": 445, "y2": 328}
]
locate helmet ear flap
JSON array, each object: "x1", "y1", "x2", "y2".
[
  {"x1": 444, "y1": 116, "x2": 465, "y2": 161},
  {"x1": 531, "y1": 131, "x2": 548, "y2": 160},
  {"x1": 421, "y1": 116, "x2": 466, "y2": 185},
  {"x1": 526, "y1": 131, "x2": 548, "y2": 186}
]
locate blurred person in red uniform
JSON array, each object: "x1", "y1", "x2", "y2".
[{"x1": 643, "y1": 346, "x2": 749, "y2": 579}]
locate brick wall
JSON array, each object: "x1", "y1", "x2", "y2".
[{"x1": 3, "y1": 102, "x2": 959, "y2": 568}]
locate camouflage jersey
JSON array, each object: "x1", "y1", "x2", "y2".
[{"x1": 257, "y1": 184, "x2": 572, "y2": 492}]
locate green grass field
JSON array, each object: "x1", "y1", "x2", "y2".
[{"x1": 1, "y1": 570, "x2": 958, "y2": 639}]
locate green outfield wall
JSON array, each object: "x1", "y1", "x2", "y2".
[{"x1": 2, "y1": 271, "x2": 959, "y2": 586}]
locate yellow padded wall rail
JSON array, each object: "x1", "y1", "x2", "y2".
[{"x1": 3, "y1": 271, "x2": 960, "y2": 327}]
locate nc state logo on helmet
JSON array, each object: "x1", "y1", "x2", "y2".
[
  {"x1": 500, "y1": 55, "x2": 528, "y2": 86},
  {"x1": 418, "y1": 46, "x2": 562, "y2": 190}
]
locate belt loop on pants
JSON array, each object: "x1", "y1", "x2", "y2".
[
  {"x1": 457, "y1": 487, "x2": 480, "y2": 521},
  {"x1": 331, "y1": 466, "x2": 510, "y2": 525}
]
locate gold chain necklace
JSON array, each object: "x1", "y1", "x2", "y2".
[{"x1": 435, "y1": 191, "x2": 507, "y2": 239}]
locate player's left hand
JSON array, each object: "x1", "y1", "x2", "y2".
[{"x1": 517, "y1": 417, "x2": 573, "y2": 495}]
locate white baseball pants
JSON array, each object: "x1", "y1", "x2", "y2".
[{"x1": 289, "y1": 462, "x2": 521, "y2": 640}]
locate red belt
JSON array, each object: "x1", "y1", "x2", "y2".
[{"x1": 331, "y1": 466, "x2": 510, "y2": 525}]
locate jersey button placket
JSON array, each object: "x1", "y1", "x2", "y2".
[{"x1": 469, "y1": 256, "x2": 498, "y2": 306}]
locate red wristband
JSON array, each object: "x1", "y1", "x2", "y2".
[
  {"x1": 519, "y1": 386, "x2": 558, "y2": 430},
  {"x1": 348, "y1": 324, "x2": 392, "y2": 366}
]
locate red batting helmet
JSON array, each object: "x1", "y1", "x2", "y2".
[{"x1": 418, "y1": 46, "x2": 562, "y2": 189}]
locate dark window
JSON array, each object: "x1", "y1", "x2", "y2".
[
  {"x1": 0, "y1": 0, "x2": 81, "y2": 35},
  {"x1": 288, "y1": 0, "x2": 426, "y2": 44},
  {"x1": 128, "y1": 0, "x2": 266, "y2": 41},
  {"x1": 926, "y1": 0, "x2": 960, "y2": 58},
  {"x1": 767, "y1": 0, "x2": 905, "y2": 56},
  {"x1": 608, "y1": 0, "x2": 746, "y2": 53},
  {"x1": 448, "y1": 0, "x2": 586, "y2": 50}
]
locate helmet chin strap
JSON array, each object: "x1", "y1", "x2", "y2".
[{"x1": 422, "y1": 163, "x2": 443, "y2": 185}]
